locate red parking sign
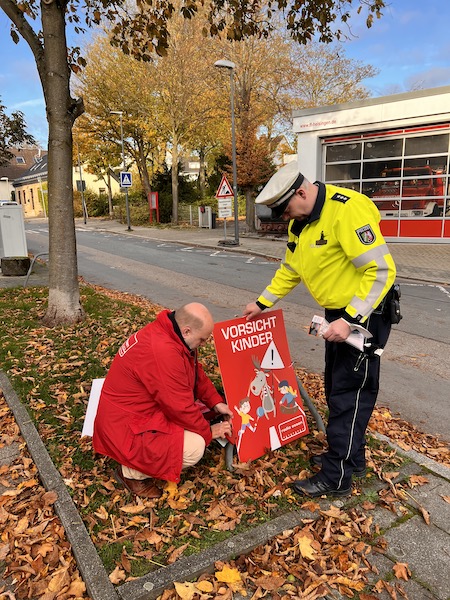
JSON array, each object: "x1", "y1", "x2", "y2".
[{"x1": 213, "y1": 309, "x2": 309, "y2": 462}]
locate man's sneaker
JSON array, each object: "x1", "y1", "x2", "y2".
[
  {"x1": 309, "y1": 454, "x2": 367, "y2": 478},
  {"x1": 292, "y1": 474, "x2": 351, "y2": 498}
]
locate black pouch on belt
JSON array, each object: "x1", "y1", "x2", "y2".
[{"x1": 385, "y1": 283, "x2": 403, "y2": 324}]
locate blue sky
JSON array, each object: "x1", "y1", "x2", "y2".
[{"x1": 1, "y1": 0, "x2": 450, "y2": 146}]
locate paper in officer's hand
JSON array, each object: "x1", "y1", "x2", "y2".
[{"x1": 309, "y1": 315, "x2": 365, "y2": 352}]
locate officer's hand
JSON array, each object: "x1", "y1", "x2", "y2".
[
  {"x1": 322, "y1": 318, "x2": 351, "y2": 342},
  {"x1": 243, "y1": 302, "x2": 262, "y2": 320},
  {"x1": 211, "y1": 420, "x2": 232, "y2": 439},
  {"x1": 214, "y1": 402, "x2": 233, "y2": 419}
]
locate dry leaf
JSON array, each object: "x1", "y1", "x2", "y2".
[
  {"x1": 48, "y1": 567, "x2": 70, "y2": 592},
  {"x1": 66, "y1": 579, "x2": 87, "y2": 596},
  {"x1": 253, "y1": 574, "x2": 285, "y2": 591},
  {"x1": 165, "y1": 481, "x2": 178, "y2": 498},
  {"x1": 0, "y1": 542, "x2": 10, "y2": 562},
  {"x1": 168, "y1": 543, "x2": 189, "y2": 564},
  {"x1": 195, "y1": 580, "x2": 214, "y2": 593},
  {"x1": 334, "y1": 576, "x2": 365, "y2": 591},
  {"x1": 420, "y1": 506, "x2": 431, "y2": 525},
  {"x1": 119, "y1": 503, "x2": 146, "y2": 514},
  {"x1": 393, "y1": 562, "x2": 411, "y2": 581},
  {"x1": 174, "y1": 581, "x2": 196, "y2": 600},
  {"x1": 109, "y1": 566, "x2": 126, "y2": 584},
  {"x1": 215, "y1": 565, "x2": 242, "y2": 584},
  {"x1": 121, "y1": 547, "x2": 131, "y2": 573},
  {"x1": 298, "y1": 535, "x2": 316, "y2": 560},
  {"x1": 94, "y1": 505, "x2": 109, "y2": 521},
  {"x1": 408, "y1": 475, "x2": 428, "y2": 487}
]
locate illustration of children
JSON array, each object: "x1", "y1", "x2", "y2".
[
  {"x1": 278, "y1": 380, "x2": 299, "y2": 414},
  {"x1": 234, "y1": 398, "x2": 257, "y2": 450}
]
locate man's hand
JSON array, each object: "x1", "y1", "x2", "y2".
[
  {"x1": 243, "y1": 302, "x2": 262, "y2": 320},
  {"x1": 214, "y1": 402, "x2": 233, "y2": 419},
  {"x1": 322, "y1": 318, "x2": 351, "y2": 342},
  {"x1": 211, "y1": 420, "x2": 232, "y2": 440}
]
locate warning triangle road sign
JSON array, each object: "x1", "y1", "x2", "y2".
[{"x1": 215, "y1": 174, "x2": 233, "y2": 198}]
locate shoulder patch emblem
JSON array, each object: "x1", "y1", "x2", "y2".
[
  {"x1": 331, "y1": 192, "x2": 350, "y2": 203},
  {"x1": 356, "y1": 224, "x2": 376, "y2": 245}
]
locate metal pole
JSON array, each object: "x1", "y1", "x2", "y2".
[
  {"x1": 118, "y1": 113, "x2": 131, "y2": 231},
  {"x1": 230, "y1": 70, "x2": 239, "y2": 245},
  {"x1": 77, "y1": 144, "x2": 88, "y2": 224},
  {"x1": 38, "y1": 177, "x2": 46, "y2": 218}
]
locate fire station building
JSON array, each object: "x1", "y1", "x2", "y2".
[{"x1": 292, "y1": 85, "x2": 450, "y2": 241}]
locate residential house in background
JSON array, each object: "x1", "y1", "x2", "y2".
[
  {"x1": 10, "y1": 150, "x2": 121, "y2": 218},
  {"x1": 0, "y1": 145, "x2": 46, "y2": 202}
]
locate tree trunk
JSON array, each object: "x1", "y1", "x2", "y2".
[
  {"x1": 245, "y1": 188, "x2": 256, "y2": 233},
  {"x1": 137, "y1": 141, "x2": 152, "y2": 200},
  {"x1": 198, "y1": 147, "x2": 206, "y2": 199},
  {"x1": 171, "y1": 139, "x2": 179, "y2": 224},
  {"x1": 40, "y1": 0, "x2": 85, "y2": 325}
]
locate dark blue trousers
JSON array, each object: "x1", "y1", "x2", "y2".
[{"x1": 320, "y1": 309, "x2": 391, "y2": 489}]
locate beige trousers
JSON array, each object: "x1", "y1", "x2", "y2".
[{"x1": 122, "y1": 430, "x2": 206, "y2": 480}]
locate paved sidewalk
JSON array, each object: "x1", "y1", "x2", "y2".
[{"x1": 1, "y1": 218, "x2": 450, "y2": 599}]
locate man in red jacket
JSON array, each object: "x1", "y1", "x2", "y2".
[{"x1": 93, "y1": 303, "x2": 233, "y2": 499}]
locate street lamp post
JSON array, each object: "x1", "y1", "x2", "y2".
[
  {"x1": 110, "y1": 110, "x2": 131, "y2": 231},
  {"x1": 214, "y1": 59, "x2": 239, "y2": 246}
]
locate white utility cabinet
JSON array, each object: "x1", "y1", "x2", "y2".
[{"x1": 0, "y1": 204, "x2": 28, "y2": 257}]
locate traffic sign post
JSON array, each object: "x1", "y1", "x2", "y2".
[
  {"x1": 120, "y1": 172, "x2": 132, "y2": 231},
  {"x1": 215, "y1": 175, "x2": 237, "y2": 246}
]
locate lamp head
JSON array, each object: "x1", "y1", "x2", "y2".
[{"x1": 214, "y1": 59, "x2": 236, "y2": 70}]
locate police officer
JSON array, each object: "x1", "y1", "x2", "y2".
[{"x1": 244, "y1": 161, "x2": 397, "y2": 497}]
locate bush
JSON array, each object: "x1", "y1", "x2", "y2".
[{"x1": 73, "y1": 190, "x2": 110, "y2": 218}]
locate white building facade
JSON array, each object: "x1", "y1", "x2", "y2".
[{"x1": 292, "y1": 86, "x2": 450, "y2": 241}]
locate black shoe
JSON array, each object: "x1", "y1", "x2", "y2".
[
  {"x1": 292, "y1": 475, "x2": 351, "y2": 498},
  {"x1": 309, "y1": 454, "x2": 367, "y2": 478}
]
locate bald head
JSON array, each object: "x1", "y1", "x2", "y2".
[{"x1": 174, "y1": 303, "x2": 214, "y2": 349}]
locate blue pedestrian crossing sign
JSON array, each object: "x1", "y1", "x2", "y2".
[{"x1": 120, "y1": 171, "x2": 132, "y2": 188}]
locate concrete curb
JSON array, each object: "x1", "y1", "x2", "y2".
[
  {"x1": 0, "y1": 371, "x2": 120, "y2": 600},
  {"x1": 372, "y1": 431, "x2": 450, "y2": 481}
]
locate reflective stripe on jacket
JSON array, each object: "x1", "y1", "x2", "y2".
[{"x1": 257, "y1": 182, "x2": 397, "y2": 323}]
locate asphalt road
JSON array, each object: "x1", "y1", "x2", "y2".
[{"x1": 25, "y1": 223, "x2": 450, "y2": 442}]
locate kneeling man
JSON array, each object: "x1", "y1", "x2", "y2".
[{"x1": 93, "y1": 303, "x2": 232, "y2": 498}]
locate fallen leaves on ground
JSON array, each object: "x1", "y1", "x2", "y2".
[
  {"x1": 0, "y1": 397, "x2": 90, "y2": 599},
  {"x1": 1, "y1": 283, "x2": 449, "y2": 600}
]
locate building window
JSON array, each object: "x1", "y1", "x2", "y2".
[
  {"x1": 16, "y1": 156, "x2": 26, "y2": 164},
  {"x1": 323, "y1": 125, "x2": 450, "y2": 220}
]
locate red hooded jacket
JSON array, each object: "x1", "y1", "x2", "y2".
[{"x1": 93, "y1": 310, "x2": 223, "y2": 481}]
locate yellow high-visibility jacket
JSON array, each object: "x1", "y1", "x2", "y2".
[{"x1": 257, "y1": 183, "x2": 397, "y2": 323}]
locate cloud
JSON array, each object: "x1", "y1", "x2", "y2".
[
  {"x1": 406, "y1": 67, "x2": 450, "y2": 90},
  {"x1": 12, "y1": 97, "x2": 45, "y2": 110}
]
